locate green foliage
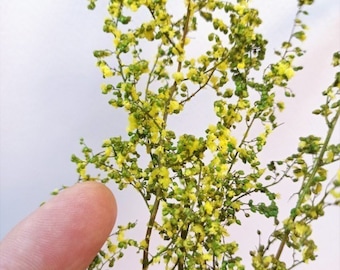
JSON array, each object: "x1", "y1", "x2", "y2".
[{"x1": 69, "y1": 0, "x2": 339, "y2": 269}]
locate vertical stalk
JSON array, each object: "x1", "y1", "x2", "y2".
[
  {"x1": 143, "y1": 190, "x2": 162, "y2": 269},
  {"x1": 275, "y1": 106, "x2": 340, "y2": 260}
]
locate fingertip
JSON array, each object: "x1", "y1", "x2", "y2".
[
  {"x1": 0, "y1": 181, "x2": 117, "y2": 270},
  {"x1": 66, "y1": 181, "x2": 118, "y2": 226}
]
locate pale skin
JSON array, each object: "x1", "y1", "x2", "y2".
[{"x1": 0, "y1": 182, "x2": 117, "y2": 270}]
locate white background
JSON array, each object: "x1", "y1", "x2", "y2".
[{"x1": 1, "y1": 0, "x2": 339, "y2": 269}]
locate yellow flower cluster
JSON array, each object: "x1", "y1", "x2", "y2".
[
  {"x1": 149, "y1": 166, "x2": 171, "y2": 189},
  {"x1": 80, "y1": 0, "x2": 337, "y2": 268},
  {"x1": 97, "y1": 61, "x2": 114, "y2": 78}
]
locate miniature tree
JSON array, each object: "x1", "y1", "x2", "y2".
[{"x1": 69, "y1": 0, "x2": 340, "y2": 269}]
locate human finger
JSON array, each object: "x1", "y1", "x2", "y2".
[{"x1": 0, "y1": 181, "x2": 117, "y2": 270}]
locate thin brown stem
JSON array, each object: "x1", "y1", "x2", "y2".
[{"x1": 142, "y1": 191, "x2": 162, "y2": 269}]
